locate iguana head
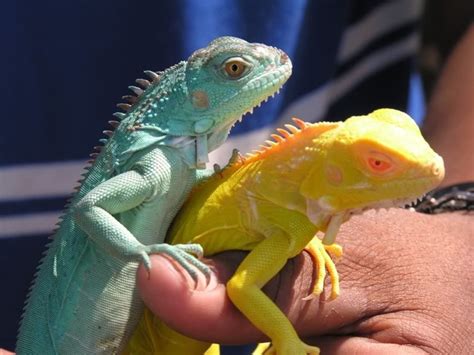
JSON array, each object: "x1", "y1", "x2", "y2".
[
  {"x1": 300, "y1": 109, "x2": 444, "y2": 220},
  {"x1": 111, "y1": 36, "x2": 292, "y2": 168},
  {"x1": 183, "y1": 37, "x2": 291, "y2": 145}
]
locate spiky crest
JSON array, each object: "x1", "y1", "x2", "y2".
[
  {"x1": 96, "y1": 85, "x2": 144, "y2": 146},
  {"x1": 244, "y1": 118, "x2": 314, "y2": 161},
  {"x1": 112, "y1": 69, "x2": 162, "y2": 120},
  {"x1": 206, "y1": 118, "x2": 339, "y2": 182}
]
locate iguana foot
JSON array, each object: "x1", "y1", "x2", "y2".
[
  {"x1": 141, "y1": 243, "x2": 211, "y2": 282},
  {"x1": 303, "y1": 237, "x2": 342, "y2": 300},
  {"x1": 213, "y1": 149, "x2": 244, "y2": 176},
  {"x1": 173, "y1": 243, "x2": 205, "y2": 258}
]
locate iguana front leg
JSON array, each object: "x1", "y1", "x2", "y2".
[
  {"x1": 226, "y1": 229, "x2": 320, "y2": 355},
  {"x1": 73, "y1": 169, "x2": 210, "y2": 280}
]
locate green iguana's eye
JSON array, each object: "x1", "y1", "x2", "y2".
[{"x1": 223, "y1": 58, "x2": 250, "y2": 79}]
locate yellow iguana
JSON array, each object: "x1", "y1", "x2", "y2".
[{"x1": 126, "y1": 108, "x2": 445, "y2": 354}]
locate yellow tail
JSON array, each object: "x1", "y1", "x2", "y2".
[{"x1": 124, "y1": 308, "x2": 217, "y2": 355}]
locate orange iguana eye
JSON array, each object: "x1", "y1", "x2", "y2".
[
  {"x1": 368, "y1": 157, "x2": 391, "y2": 172},
  {"x1": 223, "y1": 58, "x2": 248, "y2": 78},
  {"x1": 366, "y1": 152, "x2": 394, "y2": 174}
]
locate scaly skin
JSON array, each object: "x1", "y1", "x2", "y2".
[
  {"x1": 127, "y1": 109, "x2": 444, "y2": 355},
  {"x1": 16, "y1": 37, "x2": 292, "y2": 354}
]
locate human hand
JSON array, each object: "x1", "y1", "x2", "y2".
[{"x1": 137, "y1": 209, "x2": 473, "y2": 354}]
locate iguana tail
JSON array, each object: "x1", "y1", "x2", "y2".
[{"x1": 123, "y1": 307, "x2": 218, "y2": 355}]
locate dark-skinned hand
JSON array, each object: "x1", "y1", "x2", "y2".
[{"x1": 137, "y1": 209, "x2": 473, "y2": 354}]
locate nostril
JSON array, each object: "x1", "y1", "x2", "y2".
[
  {"x1": 432, "y1": 156, "x2": 445, "y2": 178},
  {"x1": 280, "y1": 52, "x2": 288, "y2": 64}
]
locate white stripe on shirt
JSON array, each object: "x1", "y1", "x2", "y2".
[{"x1": 337, "y1": 0, "x2": 423, "y2": 63}]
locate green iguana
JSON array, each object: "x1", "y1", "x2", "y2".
[
  {"x1": 16, "y1": 37, "x2": 292, "y2": 354},
  {"x1": 126, "y1": 109, "x2": 445, "y2": 355}
]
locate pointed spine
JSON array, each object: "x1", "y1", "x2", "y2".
[
  {"x1": 276, "y1": 128, "x2": 292, "y2": 138},
  {"x1": 271, "y1": 134, "x2": 285, "y2": 143},
  {"x1": 108, "y1": 120, "x2": 120, "y2": 128},
  {"x1": 121, "y1": 95, "x2": 137, "y2": 104},
  {"x1": 292, "y1": 117, "x2": 307, "y2": 129},
  {"x1": 128, "y1": 86, "x2": 143, "y2": 96},
  {"x1": 135, "y1": 78, "x2": 151, "y2": 88},
  {"x1": 113, "y1": 112, "x2": 126, "y2": 120},
  {"x1": 144, "y1": 70, "x2": 160, "y2": 81},
  {"x1": 117, "y1": 103, "x2": 132, "y2": 111},
  {"x1": 284, "y1": 124, "x2": 299, "y2": 134}
]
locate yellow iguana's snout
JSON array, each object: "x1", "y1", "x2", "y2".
[{"x1": 301, "y1": 108, "x2": 444, "y2": 214}]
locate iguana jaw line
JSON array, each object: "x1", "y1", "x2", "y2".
[
  {"x1": 240, "y1": 88, "x2": 281, "y2": 117},
  {"x1": 307, "y1": 194, "x2": 423, "y2": 217},
  {"x1": 346, "y1": 175, "x2": 443, "y2": 212},
  {"x1": 347, "y1": 195, "x2": 428, "y2": 216},
  {"x1": 234, "y1": 87, "x2": 282, "y2": 125},
  {"x1": 306, "y1": 194, "x2": 425, "y2": 245},
  {"x1": 306, "y1": 171, "x2": 441, "y2": 224}
]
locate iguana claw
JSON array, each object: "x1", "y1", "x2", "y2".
[{"x1": 143, "y1": 243, "x2": 211, "y2": 283}]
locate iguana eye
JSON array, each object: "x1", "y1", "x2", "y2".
[
  {"x1": 223, "y1": 58, "x2": 249, "y2": 79},
  {"x1": 366, "y1": 152, "x2": 394, "y2": 175},
  {"x1": 368, "y1": 157, "x2": 391, "y2": 171}
]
